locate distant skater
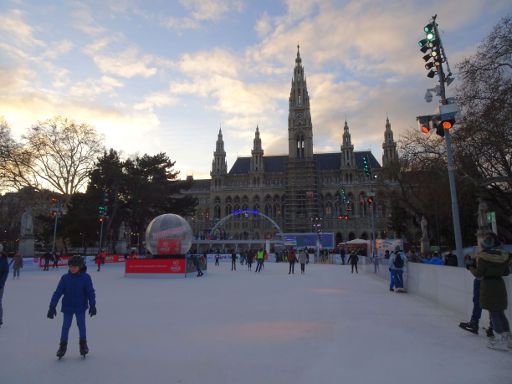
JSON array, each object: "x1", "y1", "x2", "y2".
[
  {"x1": 298, "y1": 249, "x2": 307, "y2": 274},
  {"x1": 347, "y1": 252, "x2": 359, "y2": 274},
  {"x1": 231, "y1": 250, "x2": 237, "y2": 271},
  {"x1": 288, "y1": 248, "x2": 298, "y2": 274}
]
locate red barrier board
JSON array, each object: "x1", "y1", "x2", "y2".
[
  {"x1": 125, "y1": 258, "x2": 186, "y2": 274},
  {"x1": 39, "y1": 256, "x2": 71, "y2": 268}
]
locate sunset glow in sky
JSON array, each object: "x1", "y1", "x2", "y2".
[{"x1": 1, "y1": 0, "x2": 510, "y2": 179}]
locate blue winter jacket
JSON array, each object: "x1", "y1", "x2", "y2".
[
  {"x1": 0, "y1": 256, "x2": 9, "y2": 289},
  {"x1": 50, "y1": 271, "x2": 96, "y2": 313},
  {"x1": 424, "y1": 257, "x2": 444, "y2": 265}
]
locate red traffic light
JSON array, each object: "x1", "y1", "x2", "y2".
[
  {"x1": 367, "y1": 197, "x2": 374, "y2": 205},
  {"x1": 441, "y1": 119, "x2": 454, "y2": 129}
]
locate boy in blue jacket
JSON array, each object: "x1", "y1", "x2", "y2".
[{"x1": 47, "y1": 256, "x2": 96, "y2": 358}]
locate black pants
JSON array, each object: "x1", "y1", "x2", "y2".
[
  {"x1": 255, "y1": 260, "x2": 263, "y2": 272},
  {"x1": 490, "y1": 311, "x2": 510, "y2": 333},
  {"x1": 351, "y1": 264, "x2": 358, "y2": 273},
  {"x1": 231, "y1": 260, "x2": 236, "y2": 270},
  {"x1": 300, "y1": 263, "x2": 305, "y2": 273},
  {"x1": 289, "y1": 262, "x2": 295, "y2": 274}
]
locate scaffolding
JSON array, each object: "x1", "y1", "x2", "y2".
[{"x1": 284, "y1": 158, "x2": 320, "y2": 232}]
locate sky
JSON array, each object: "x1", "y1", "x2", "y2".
[{"x1": 1, "y1": 0, "x2": 511, "y2": 180}]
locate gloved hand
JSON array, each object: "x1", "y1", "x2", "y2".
[
  {"x1": 47, "y1": 306, "x2": 57, "y2": 319},
  {"x1": 89, "y1": 305, "x2": 97, "y2": 317}
]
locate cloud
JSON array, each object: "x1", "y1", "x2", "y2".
[
  {"x1": 134, "y1": 91, "x2": 178, "y2": 111},
  {"x1": 71, "y1": 3, "x2": 107, "y2": 36},
  {"x1": 0, "y1": 9, "x2": 45, "y2": 47},
  {"x1": 69, "y1": 76, "x2": 125, "y2": 100},
  {"x1": 160, "y1": 0, "x2": 245, "y2": 30},
  {"x1": 85, "y1": 44, "x2": 158, "y2": 78}
]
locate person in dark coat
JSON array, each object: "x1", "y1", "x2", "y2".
[
  {"x1": 12, "y1": 252, "x2": 23, "y2": 279},
  {"x1": 0, "y1": 248, "x2": 9, "y2": 327},
  {"x1": 47, "y1": 255, "x2": 96, "y2": 358},
  {"x1": 43, "y1": 251, "x2": 52, "y2": 271},
  {"x1": 347, "y1": 251, "x2": 359, "y2": 273},
  {"x1": 231, "y1": 250, "x2": 237, "y2": 271},
  {"x1": 288, "y1": 248, "x2": 298, "y2": 274},
  {"x1": 469, "y1": 232, "x2": 511, "y2": 350},
  {"x1": 192, "y1": 254, "x2": 203, "y2": 277}
]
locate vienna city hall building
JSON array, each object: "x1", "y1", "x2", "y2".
[{"x1": 185, "y1": 47, "x2": 399, "y2": 246}]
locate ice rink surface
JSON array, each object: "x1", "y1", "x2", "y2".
[{"x1": 0, "y1": 262, "x2": 510, "y2": 384}]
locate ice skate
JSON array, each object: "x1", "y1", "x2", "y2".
[
  {"x1": 484, "y1": 327, "x2": 495, "y2": 338},
  {"x1": 459, "y1": 322, "x2": 478, "y2": 335},
  {"x1": 79, "y1": 339, "x2": 89, "y2": 357},
  {"x1": 56, "y1": 341, "x2": 67, "y2": 359},
  {"x1": 487, "y1": 333, "x2": 509, "y2": 351}
]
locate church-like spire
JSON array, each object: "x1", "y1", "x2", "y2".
[
  {"x1": 382, "y1": 117, "x2": 398, "y2": 167},
  {"x1": 211, "y1": 125, "x2": 227, "y2": 177},
  {"x1": 340, "y1": 120, "x2": 355, "y2": 169},
  {"x1": 250, "y1": 125, "x2": 264, "y2": 173},
  {"x1": 288, "y1": 45, "x2": 313, "y2": 159}
]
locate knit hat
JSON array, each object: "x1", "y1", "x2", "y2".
[{"x1": 480, "y1": 232, "x2": 500, "y2": 250}]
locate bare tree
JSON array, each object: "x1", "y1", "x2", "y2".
[
  {"x1": 0, "y1": 116, "x2": 103, "y2": 200},
  {"x1": 454, "y1": 15, "x2": 512, "y2": 237}
]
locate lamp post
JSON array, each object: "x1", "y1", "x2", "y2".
[
  {"x1": 311, "y1": 216, "x2": 322, "y2": 261},
  {"x1": 417, "y1": 15, "x2": 463, "y2": 266}
]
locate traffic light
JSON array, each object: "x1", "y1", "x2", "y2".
[
  {"x1": 419, "y1": 19, "x2": 443, "y2": 79},
  {"x1": 98, "y1": 205, "x2": 107, "y2": 216},
  {"x1": 367, "y1": 196, "x2": 374, "y2": 205},
  {"x1": 362, "y1": 155, "x2": 371, "y2": 177},
  {"x1": 417, "y1": 115, "x2": 432, "y2": 134}
]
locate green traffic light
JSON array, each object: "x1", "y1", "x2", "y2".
[{"x1": 424, "y1": 23, "x2": 434, "y2": 33}]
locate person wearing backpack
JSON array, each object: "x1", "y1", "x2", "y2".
[{"x1": 389, "y1": 246, "x2": 407, "y2": 292}]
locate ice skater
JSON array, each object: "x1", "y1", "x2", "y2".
[
  {"x1": 298, "y1": 248, "x2": 307, "y2": 274},
  {"x1": 389, "y1": 246, "x2": 407, "y2": 292},
  {"x1": 12, "y1": 252, "x2": 22, "y2": 279},
  {"x1": 288, "y1": 247, "x2": 298, "y2": 274},
  {"x1": 347, "y1": 251, "x2": 359, "y2": 274},
  {"x1": 47, "y1": 256, "x2": 96, "y2": 359},
  {"x1": 468, "y1": 232, "x2": 511, "y2": 350},
  {"x1": 255, "y1": 249, "x2": 264, "y2": 272},
  {"x1": 231, "y1": 250, "x2": 237, "y2": 271}
]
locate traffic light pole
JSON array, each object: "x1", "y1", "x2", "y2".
[
  {"x1": 434, "y1": 21, "x2": 464, "y2": 267},
  {"x1": 98, "y1": 219, "x2": 104, "y2": 252}
]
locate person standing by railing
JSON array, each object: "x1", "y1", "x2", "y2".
[{"x1": 468, "y1": 231, "x2": 511, "y2": 351}]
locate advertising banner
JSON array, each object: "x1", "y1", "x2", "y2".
[
  {"x1": 156, "y1": 239, "x2": 181, "y2": 255},
  {"x1": 125, "y1": 258, "x2": 186, "y2": 274},
  {"x1": 104, "y1": 254, "x2": 126, "y2": 263}
]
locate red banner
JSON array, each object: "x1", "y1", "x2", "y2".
[
  {"x1": 125, "y1": 258, "x2": 186, "y2": 274},
  {"x1": 104, "y1": 254, "x2": 126, "y2": 264},
  {"x1": 156, "y1": 239, "x2": 181, "y2": 255},
  {"x1": 39, "y1": 256, "x2": 70, "y2": 268}
]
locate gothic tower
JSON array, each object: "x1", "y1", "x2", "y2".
[
  {"x1": 382, "y1": 117, "x2": 398, "y2": 167},
  {"x1": 211, "y1": 127, "x2": 227, "y2": 190},
  {"x1": 250, "y1": 125, "x2": 264, "y2": 187},
  {"x1": 285, "y1": 45, "x2": 319, "y2": 232},
  {"x1": 340, "y1": 120, "x2": 356, "y2": 169}
]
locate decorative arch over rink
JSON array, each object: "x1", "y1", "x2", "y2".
[{"x1": 211, "y1": 209, "x2": 283, "y2": 238}]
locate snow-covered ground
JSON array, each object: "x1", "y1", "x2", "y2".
[{"x1": 0, "y1": 262, "x2": 510, "y2": 384}]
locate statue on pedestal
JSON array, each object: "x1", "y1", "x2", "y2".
[
  {"x1": 20, "y1": 208, "x2": 34, "y2": 238},
  {"x1": 477, "y1": 198, "x2": 488, "y2": 229},
  {"x1": 19, "y1": 207, "x2": 35, "y2": 257},
  {"x1": 420, "y1": 216, "x2": 430, "y2": 256},
  {"x1": 421, "y1": 216, "x2": 428, "y2": 241}
]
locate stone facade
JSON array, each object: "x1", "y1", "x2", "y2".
[{"x1": 185, "y1": 47, "x2": 399, "y2": 245}]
